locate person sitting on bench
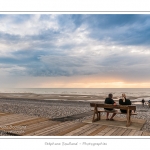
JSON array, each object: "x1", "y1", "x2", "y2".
[
  {"x1": 119, "y1": 93, "x2": 132, "y2": 113},
  {"x1": 104, "y1": 93, "x2": 117, "y2": 121}
]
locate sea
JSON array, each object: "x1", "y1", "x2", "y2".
[{"x1": 0, "y1": 88, "x2": 150, "y2": 103}]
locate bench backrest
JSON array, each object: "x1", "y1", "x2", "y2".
[{"x1": 90, "y1": 103, "x2": 136, "y2": 111}]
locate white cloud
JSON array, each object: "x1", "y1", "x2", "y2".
[
  {"x1": 0, "y1": 14, "x2": 60, "y2": 36},
  {"x1": 0, "y1": 64, "x2": 27, "y2": 76}
]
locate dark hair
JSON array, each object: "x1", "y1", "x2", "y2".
[{"x1": 108, "y1": 93, "x2": 113, "y2": 98}]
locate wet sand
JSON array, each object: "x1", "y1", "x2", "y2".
[
  {"x1": 0, "y1": 93, "x2": 148, "y2": 102},
  {"x1": 0, "y1": 93, "x2": 109, "y2": 101}
]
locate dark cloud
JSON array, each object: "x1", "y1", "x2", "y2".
[
  {"x1": 86, "y1": 14, "x2": 150, "y2": 46},
  {"x1": 0, "y1": 14, "x2": 150, "y2": 82},
  {"x1": 0, "y1": 32, "x2": 21, "y2": 42}
]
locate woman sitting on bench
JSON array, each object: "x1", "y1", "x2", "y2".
[{"x1": 119, "y1": 93, "x2": 131, "y2": 113}]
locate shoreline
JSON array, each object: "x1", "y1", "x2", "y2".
[{"x1": 0, "y1": 93, "x2": 149, "y2": 103}]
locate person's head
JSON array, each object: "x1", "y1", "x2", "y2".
[
  {"x1": 122, "y1": 93, "x2": 126, "y2": 102},
  {"x1": 108, "y1": 93, "x2": 113, "y2": 99},
  {"x1": 122, "y1": 93, "x2": 126, "y2": 98}
]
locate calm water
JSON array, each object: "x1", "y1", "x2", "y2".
[
  {"x1": 0, "y1": 88, "x2": 150, "y2": 103},
  {"x1": 0, "y1": 88, "x2": 150, "y2": 97}
]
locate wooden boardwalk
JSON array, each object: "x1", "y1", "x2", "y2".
[{"x1": 0, "y1": 112, "x2": 150, "y2": 136}]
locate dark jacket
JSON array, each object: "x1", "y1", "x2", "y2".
[
  {"x1": 119, "y1": 98, "x2": 131, "y2": 113},
  {"x1": 104, "y1": 97, "x2": 115, "y2": 110},
  {"x1": 142, "y1": 99, "x2": 145, "y2": 103}
]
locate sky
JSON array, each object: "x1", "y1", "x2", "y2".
[{"x1": 0, "y1": 14, "x2": 150, "y2": 88}]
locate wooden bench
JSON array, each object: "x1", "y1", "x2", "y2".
[{"x1": 90, "y1": 103, "x2": 137, "y2": 127}]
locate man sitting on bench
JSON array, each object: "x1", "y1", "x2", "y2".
[{"x1": 104, "y1": 93, "x2": 117, "y2": 121}]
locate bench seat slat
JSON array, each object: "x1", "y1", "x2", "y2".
[
  {"x1": 90, "y1": 103, "x2": 136, "y2": 110},
  {"x1": 92, "y1": 110, "x2": 137, "y2": 115}
]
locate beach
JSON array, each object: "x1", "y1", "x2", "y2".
[{"x1": 0, "y1": 93, "x2": 150, "y2": 136}]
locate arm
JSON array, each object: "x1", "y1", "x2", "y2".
[
  {"x1": 113, "y1": 99, "x2": 116, "y2": 105},
  {"x1": 113, "y1": 102, "x2": 116, "y2": 105}
]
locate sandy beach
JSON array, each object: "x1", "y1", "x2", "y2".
[{"x1": 0, "y1": 93, "x2": 150, "y2": 136}]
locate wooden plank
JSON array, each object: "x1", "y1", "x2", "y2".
[
  {"x1": 22, "y1": 120, "x2": 61, "y2": 134},
  {"x1": 95, "y1": 111, "x2": 137, "y2": 115},
  {"x1": 0, "y1": 113, "x2": 34, "y2": 122},
  {"x1": 73, "y1": 124, "x2": 98, "y2": 136},
  {"x1": 0, "y1": 114, "x2": 35, "y2": 125},
  {"x1": 90, "y1": 103, "x2": 136, "y2": 110},
  {"x1": 110, "y1": 128, "x2": 123, "y2": 136},
  {"x1": 0, "y1": 113, "x2": 11, "y2": 117},
  {"x1": 122, "y1": 129, "x2": 132, "y2": 136},
  {"x1": 133, "y1": 131, "x2": 143, "y2": 136},
  {"x1": 128, "y1": 106, "x2": 136, "y2": 111},
  {"x1": 25, "y1": 121, "x2": 62, "y2": 136},
  {"x1": 32, "y1": 121, "x2": 76, "y2": 136},
  {"x1": 79, "y1": 125, "x2": 103, "y2": 136},
  {"x1": 142, "y1": 131, "x2": 150, "y2": 136},
  {"x1": 49, "y1": 122, "x2": 89, "y2": 136},
  {"x1": 95, "y1": 126, "x2": 112, "y2": 136},
  {"x1": 5, "y1": 120, "x2": 52, "y2": 135},
  {"x1": 22, "y1": 120, "x2": 60, "y2": 135},
  {"x1": 115, "y1": 128, "x2": 127, "y2": 136},
  {"x1": 0, "y1": 113, "x2": 30, "y2": 119},
  {"x1": 100, "y1": 126, "x2": 113, "y2": 133},
  {"x1": 8, "y1": 117, "x2": 49, "y2": 127},
  {"x1": 4, "y1": 116, "x2": 38, "y2": 126},
  {"x1": 56, "y1": 123, "x2": 87, "y2": 136},
  {"x1": 43, "y1": 121, "x2": 78, "y2": 136},
  {"x1": 64, "y1": 124, "x2": 93, "y2": 136},
  {"x1": 0, "y1": 114, "x2": 23, "y2": 123},
  {"x1": 104, "y1": 127, "x2": 118, "y2": 136},
  {"x1": 3, "y1": 117, "x2": 52, "y2": 134},
  {"x1": 127, "y1": 129, "x2": 137, "y2": 136},
  {"x1": 88, "y1": 125, "x2": 107, "y2": 136}
]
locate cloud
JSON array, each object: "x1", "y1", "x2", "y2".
[
  {"x1": 85, "y1": 14, "x2": 150, "y2": 46},
  {"x1": 0, "y1": 14, "x2": 60, "y2": 36},
  {"x1": 1, "y1": 14, "x2": 150, "y2": 87}
]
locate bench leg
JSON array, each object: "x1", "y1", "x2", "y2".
[
  {"x1": 126, "y1": 110, "x2": 131, "y2": 127},
  {"x1": 98, "y1": 112, "x2": 101, "y2": 120},
  {"x1": 129, "y1": 114, "x2": 131, "y2": 123},
  {"x1": 92, "y1": 111, "x2": 101, "y2": 122},
  {"x1": 99, "y1": 112, "x2": 101, "y2": 120},
  {"x1": 92, "y1": 105, "x2": 99, "y2": 122},
  {"x1": 96, "y1": 111, "x2": 99, "y2": 120},
  {"x1": 92, "y1": 112, "x2": 96, "y2": 122}
]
